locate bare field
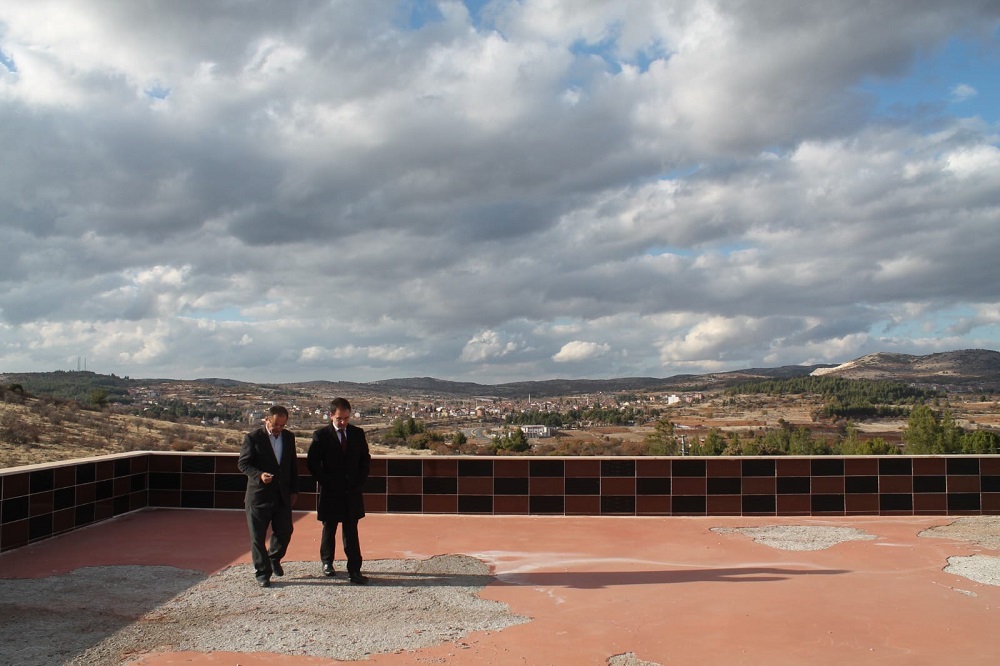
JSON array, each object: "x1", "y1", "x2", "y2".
[
  {"x1": 2, "y1": 394, "x2": 999, "y2": 469},
  {"x1": 0, "y1": 399, "x2": 406, "y2": 470}
]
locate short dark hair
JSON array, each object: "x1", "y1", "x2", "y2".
[
  {"x1": 329, "y1": 397, "x2": 351, "y2": 413},
  {"x1": 268, "y1": 405, "x2": 289, "y2": 419}
]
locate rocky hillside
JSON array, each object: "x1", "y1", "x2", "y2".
[{"x1": 810, "y1": 349, "x2": 1000, "y2": 388}]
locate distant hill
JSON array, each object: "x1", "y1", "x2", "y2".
[
  {"x1": 5, "y1": 350, "x2": 999, "y2": 402},
  {"x1": 312, "y1": 365, "x2": 834, "y2": 398},
  {"x1": 810, "y1": 349, "x2": 1000, "y2": 388},
  {"x1": 0, "y1": 370, "x2": 133, "y2": 403}
]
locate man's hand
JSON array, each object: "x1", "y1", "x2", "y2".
[
  {"x1": 290, "y1": 493, "x2": 299, "y2": 507},
  {"x1": 261, "y1": 472, "x2": 274, "y2": 484}
]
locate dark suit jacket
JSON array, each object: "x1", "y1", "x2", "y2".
[
  {"x1": 307, "y1": 423, "x2": 371, "y2": 522},
  {"x1": 238, "y1": 427, "x2": 299, "y2": 506}
]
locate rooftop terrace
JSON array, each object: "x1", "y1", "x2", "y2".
[
  {"x1": 2, "y1": 510, "x2": 999, "y2": 664},
  {"x1": 1, "y1": 452, "x2": 999, "y2": 664}
]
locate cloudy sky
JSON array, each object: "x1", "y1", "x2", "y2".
[{"x1": 1, "y1": 1, "x2": 999, "y2": 384}]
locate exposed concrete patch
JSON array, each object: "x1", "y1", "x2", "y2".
[
  {"x1": 918, "y1": 517, "x2": 1000, "y2": 587},
  {"x1": 711, "y1": 525, "x2": 877, "y2": 551},
  {"x1": 0, "y1": 555, "x2": 528, "y2": 665},
  {"x1": 918, "y1": 516, "x2": 1000, "y2": 551},
  {"x1": 608, "y1": 651, "x2": 662, "y2": 666},
  {"x1": 0, "y1": 565, "x2": 203, "y2": 666},
  {"x1": 944, "y1": 555, "x2": 1000, "y2": 587}
]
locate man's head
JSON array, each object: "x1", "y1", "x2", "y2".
[
  {"x1": 265, "y1": 405, "x2": 289, "y2": 435},
  {"x1": 329, "y1": 397, "x2": 351, "y2": 430}
]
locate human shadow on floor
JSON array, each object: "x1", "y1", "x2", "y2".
[{"x1": 494, "y1": 566, "x2": 851, "y2": 589}]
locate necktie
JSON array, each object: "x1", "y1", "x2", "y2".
[{"x1": 338, "y1": 429, "x2": 347, "y2": 453}]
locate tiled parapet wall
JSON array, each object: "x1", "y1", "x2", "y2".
[
  {"x1": 0, "y1": 453, "x2": 149, "y2": 552},
  {"x1": 365, "y1": 456, "x2": 1000, "y2": 517},
  {"x1": 138, "y1": 453, "x2": 1000, "y2": 516},
  {"x1": 2, "y1": 453, "x2": 998, "y2": 552}
]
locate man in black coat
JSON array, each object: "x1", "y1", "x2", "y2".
[
  {"x1": 307, "y1": 397, "x2": 372, "y2": 584},
  {"x1": 238, "y1": 405, "x2": 299, "y2": 588}
]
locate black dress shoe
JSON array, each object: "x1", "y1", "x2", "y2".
[
  {"x1": 270, "y1": 559, "x2": 284, "y2": 577},
  {"x1": 348, "y1": 573, "x2": 370, "y2": 585},
  {"x1": 256, "y1": 575, "x2": 271, "y2": 588},
  {"x1": 322, "y1": 562, "x2": 336, "y2": 577}
]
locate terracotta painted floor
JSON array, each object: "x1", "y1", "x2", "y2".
[{"x1": 2, "y1": 509, "x2": 999, "y2": 665}]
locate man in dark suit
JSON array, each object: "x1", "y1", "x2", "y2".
[
  {"x1": 307, "y1": 397, "x2": 372, "y2": 584},
  {"x1": 238, "y1": 405, "x2": 299, "y2": 588}
]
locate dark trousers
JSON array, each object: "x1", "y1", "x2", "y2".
[
  {"x1": 245, "y1": 498, "x2": 293, "y2": 577},
  {"x1": 320, "y1": 519, "x2": 363, "y2": 574}
]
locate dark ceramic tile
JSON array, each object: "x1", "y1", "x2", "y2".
[
  {"x1": 530, "y1": 460, "x2": 564, "y2": 477},
  {"x1": 912, "y1": 458, "x2": 946, "y2": 475},
  {"x1": 776, "y1": 495, "x2": 811, "y2": 514},
  {"x1": 494, "y1": 460, "x2": 530, "y2": 478},
  {"x1": 913, "y1": 493, "x2": 947, "y2": 513},
  {"x1": 742, "y1": 477, "x2": 776, "y2": 495},
  {"x1": 531, "y1": 496, "x2": 565, "y2": 514},
  {"x1": 879, "y1": 494, "x2": 912, "y2": 513},
  {"x1": 776, "y1": 477, "x2": 810, "y2": 494},
  {"x1": 565, "y1": 459, "x2": 600, "y2": 477},
  {"x1": 388, "y1": 477, "x2": 422, "y2": 495},
  {"x1": 386, "y1": 495, "x2": 422, "y2": 512},
  {"x1": 458, "y1": 477, "x2": 493, "y2": 495},
  {"x1": 846, "y1": 493, "x2": 879, "y2": 513},
  {"x1": 601, "y1": 478, "x2": 635, "y2": 496},
  {"x1": 845, "y1": 476, "x2": 878, "y2": 494},
  {"x1": 565, "y1": 477, "x2": 600, "y2": 495},
  {"x1": 776, "y1": 459, "x2": 810, "y2": 476},
  {"x1": 493, "y1": 496, "x2": 529, "y2": 514},
  {"x1": 423, "y1": 495, "x2": 458, "y2": 513},
  {"x1": 671, "y1": 460, "x2": 705, "y2": 477},
  {"x1": 879, "y1": 458, "x2": 913, "y2": 476},
  {"x1": 742, "y1": 495, "x2": 776, "y2": 514},
  {"x1": 529, "y1": 478, "x2": 564, "y2": 496},
  {"x1": 947, "y1": 476, "x2": 981, "y2": 493},
  {"x1": 180, "y1": 491, "x2": 214, "y2": 509},
  {"x1": 811, "y1": 494, "x2": 845, "y2": 514},
  {"x1": 494, "y1": 478, "x2": 529, "y2": 495},
  {"x1": 947, "y1": 458, "x2": 979, "y2": 476},
  {"x1": 811, "y1": 459, "x2": 844, "y2": 477},
  {"x1": 671, "y1": 495, "x2": 706, "y2": 515},
  {"x1": 423, "y1": 459, "x2": 458, "y2": 477},
  {"x1": 567, "y1": 495, "x2": 602, "y2": 515},
  {"x1": 423, "y1": 477, "x2": 458, "y2": 495},
  {"x1": 458, "y1": 460, "x2": 493, "y2": 477},
  {"x1": 635, "y1": 459, "x2": 671, "y2": 477},
  {"x1": 2, "y1": 473, "x2": 28, "y2": 499},
  {"x1": 601, "y1": 460, "x2": 636, "y2": 477},
  {"x1": 707, "y1": 477, "x2": 741, "y2": 495},
  {"x1": 946, "y1": 493, "x2": 981, "y2": 512},
  {"x1": 913, "y1": 476, "x2": 946, "y2": 493},
  {"x1": 1, "y1": 520, "x2": 29, "y2": 551},
  {"x1": 636, "y1": 478, "x2": 671, "y2": 495},
  {"x1": 707, "y1": 459, "x2": 741, "y2": 477},
  {"x1": 636, "y1": 495, "x2": 671, "y2": 516},
  {"x1": 845, "y1": 458, "x2": 878, "y2": 476},
  {"x1": 29, "y1": 491, "x2": 54, "y2": 517},
  {"x1": 707, "y1": 495, "x2": 741, "y2": 515},
  {"x1": 387, "y1": 459, "x2": 423, "y2": 477},
  {"x1": 457, "y1": 496, "x2": 493, "y2": 513},
  {"x1": 600, "y1": 496, "x2": 635, "y2": 515},
  {"x1": 742, "y1": 459, "x2": 775, "y2": 477},
  {"x1": 672, "y1": 478, "x2": 706, "y2": 496}
]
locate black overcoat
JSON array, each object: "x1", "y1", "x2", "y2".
[{"x1": 307, "y1": 423, "x2": 371, "y2": 522}]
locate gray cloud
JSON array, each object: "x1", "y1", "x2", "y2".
[{"x1": 1, "y1": 0, "x2": 999, "y2": 382}]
